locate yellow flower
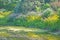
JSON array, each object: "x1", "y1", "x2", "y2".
[
  {"x1": 0, "y1": 14, "x2": 5, "y2": 18},
  {"x1": 3, "y1": 11, "x2": 11, "y2": 16},
  {"x1": 27, "y1": 15, "x2": 41, "y2": 21},
  {"x1": 47, "y1": 36, "x2": 57, "y2": 40},
  {"x1": 27, "y1": 32, "x2": 39, "y2": 38},
  {"x1": 0, "y1": 12, "x2": 4, "y2": 18},
  {"x1": 0, "y1": 11, "x2": 11, "y2": 18},
  {"x1": 44, "y1": 14, "x2": 59, "y2": 22}
]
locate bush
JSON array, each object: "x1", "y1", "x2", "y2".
[
  {"x1": 44, "y1": 14, "x2": 60, "y2": 31},
  {"x1": 41, "y1": 3, "x2": 51, "y2": 10},
  {"x1": 0, "y1": 18, "x2": 8, "y2": 25}
]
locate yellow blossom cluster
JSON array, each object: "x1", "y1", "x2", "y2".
[
  {"x1": 0, "y1": 11, "x2": 11, "y2": 18},
  {"x1": 27, "y1": 32, "x2": 39, "y2": 38},
  {"x1": 44, "y1": 14, "x2": 59, "y2": 22},
  {"x1": 27, "y1": 15, "x2": 41, "y2": 21}
]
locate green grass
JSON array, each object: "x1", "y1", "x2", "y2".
[{"x1": 0, "y1": 26, "x2": 60, "y2": 40}]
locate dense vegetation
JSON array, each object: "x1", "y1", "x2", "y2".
[
  {"x1": 0, "y1": 0, "x2": 60, "y2": 32},
  {"x1": 0, "y1": 0, "x2": 60, "y2": 40}
]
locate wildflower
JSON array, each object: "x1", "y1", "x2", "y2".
[
  {"x1": 27, "y1": 15, "x2": 41, "y2": 21},
  {"x1": 44, "y1": 14, "x2": 59, "y2": 22}
]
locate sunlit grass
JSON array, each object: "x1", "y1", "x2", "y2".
[
  {"x1": 0, "y1": 32, "x2": 10, "y2": 37},
  {"x1": 0, "y1": 26, "x2": 60, "y2": 40}
]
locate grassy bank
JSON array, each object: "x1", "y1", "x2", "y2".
[{"x1": 0, "y1": 26, "x2": 60, "y2": 40}]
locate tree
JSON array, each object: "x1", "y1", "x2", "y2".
[
  {"x1": 14, "y1": 0, "x2": 41, "y2": 14},
  {"x1": 8, "y1": 0, "x2": 42, "y2": 22}
]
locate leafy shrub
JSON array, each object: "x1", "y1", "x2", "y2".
[
  {"x1": 44, "y1": 14, "x2": 60, "y2": 31},
  {"x1": 0, "y1": 11, "x2": 12, "y2": 18},
  {"x1": 41, "y1": 3, "x2": 51, "y2": 10},
  {"x1": 0, "y1": 11, "x2": 12, "y2": 25},
  {"x1": 57, "y1": 8, "x2": 60, "y2": 16},
  {"x1": 13, "y1": 13, "x2": 60, "y2": 32},
  {"x1": 42, "y1": 8, "x2": 54, "y2": 18}
]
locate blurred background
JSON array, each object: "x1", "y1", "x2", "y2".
[{"x1": 0, "y1": 0, "x2": 60, "y2": 40}]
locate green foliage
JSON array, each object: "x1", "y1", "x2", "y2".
[
  {"x1": 42, "y1": 8, "x2": 53, "y2": 18},
  {"x1": 35, "y1": 6, "x2": 41, "y2": 12},
  {"x1": 14, "y1": 16, "x2": 27, "y2": 26},
  {"x1": 14, "y1": 0, "x2": 41, "y2": 13},
  {"x1": 0, "y1": 11, "x2": 12, "y2": 25},
  {"x1": 0, "y1": 18, "x2": 8, "y2": 25},
  {"x1": 0, "y1": 0, "x2": 60, "y2": 32},
  {"x1": 0, "y1": 0, "x2": 20, "y2": 11},
  {"x1": 57, "y1": 8, "x2": 60, "y2": 16},
  {"x1": 41, "y1": 3, "x2": 51, "y2": 10}
]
